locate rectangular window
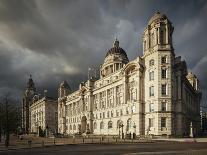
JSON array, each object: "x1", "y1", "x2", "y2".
[
  {"x1": 149, "y1": 71, "x2": 154, "y2": 81},
  {"x1": 161, "y1": 56, "x2": 167, "y2": 64},
  {"x1": 149, "y1": 118, "x2": 154, "y2": 127},
  {"x1": 161, "y1": 102, "x2": 167, "y2": 111},
  {"x1": 161, "y1": 117, "x2": 166, "y2": 128},
  {"x1": 161, "y1": 69, "x2": 167, "y2": 78},
  {"x1": 149, "y1": 103, "x2": 154, "y2": 112},
  {"x1": 161, "y1": 84, "x2": 167, "y2": 95},
  {"x1": 149, "y1": 86, "x2": 154, "y2": 97}
]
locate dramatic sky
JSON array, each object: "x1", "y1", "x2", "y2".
[{"x1": 0, "y1": 0, "x2": 207, "y2": 107}]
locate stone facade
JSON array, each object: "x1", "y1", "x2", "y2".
[
  {"x1": 30, "y1": 96, "x2": 58, "y2": 135},
  {"x1": 58, "y1": 11, "x2": 202, "y2": 137}
]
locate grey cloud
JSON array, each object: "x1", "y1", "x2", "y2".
[{"x1": 0, "y1": 0, "x2": 207, "y2": 107}]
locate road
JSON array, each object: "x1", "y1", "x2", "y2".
[{"x1": 0, "y1": 142, "x2": 207, "y2": 155}]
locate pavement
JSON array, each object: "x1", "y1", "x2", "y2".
[
  {"x1": 1, "y1": 136, "x2": 207, "y2": 154},
  {"x1": 0, "y1": 142, "x2": 207, "y2": 155},
  {"x1": 154, "y1": 137, "x2": 207, "y2": 142}
]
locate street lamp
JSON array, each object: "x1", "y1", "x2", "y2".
[{"x1": 119, "y1": 124, "x2": 124, "y2": 139}]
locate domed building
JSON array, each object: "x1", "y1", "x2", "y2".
[
  {"x1": 100, "y1": 39, "x2": 129, "y2": 78},
  {"x1": 58, "y1": 12, "x2": 202, "y2": 137}
]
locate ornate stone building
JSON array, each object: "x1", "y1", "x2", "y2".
[
  {"x1": 58, "y1": 12, "x2": 202, "y2": 137},
  {"x1": 22, "y1": 75, "x2": 36, "y2": 133},
  {"x1": 30, "y1": 96, "x2": 58, "y2": 136}
]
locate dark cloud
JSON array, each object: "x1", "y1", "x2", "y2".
[{"x1": 0, "y1": 0, "x2": 207, "y2": 107}]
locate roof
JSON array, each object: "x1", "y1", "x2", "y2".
[
  {"x1": 105, "y1": 39, "x2": 129, "y2": 62},
  {"x1": 148, "y1": 11, "x2": 167, "y2": 25}
]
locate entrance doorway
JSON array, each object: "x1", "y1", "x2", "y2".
[{"x1": 81, "y1": 116, "x2": 87, "y2": 133}]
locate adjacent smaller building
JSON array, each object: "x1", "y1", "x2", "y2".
[{"x1": 30, "y1": 96, "x2": 58, "y2": 136}]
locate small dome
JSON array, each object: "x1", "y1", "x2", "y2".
[
  {"x1": 148, "y1": 11, "x2": 167, "y2": 25},
  {"x1": 60, "y1": 80, "x2": 71, "y2": 90},
  {"x1": 105, "y1": 39, "x2": 129, "y2": 63},
  {"x1": 187, "y1": 72, "x2": 196, "y2": 79}
]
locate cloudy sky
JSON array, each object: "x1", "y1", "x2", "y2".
[{"x1": 0, "y1": 0, "x2": 207, "y2": 107}]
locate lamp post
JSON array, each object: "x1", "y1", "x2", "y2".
[
  {"x1": 119, "y1": 124, "x2": 124, "y2": 139},
  {"x1": 0, "y1": 102, "x2": 2, "y2": 142}
]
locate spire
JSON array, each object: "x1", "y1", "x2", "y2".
[
  {"x1": 27, "y1": 74, "x2": 35, "y2": 89},
  {"x1": 113, "y1": 38, "x2": 119, "y2": 47}
]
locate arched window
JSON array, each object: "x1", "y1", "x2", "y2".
[
  {"x1": 160, "y1": 28, "x2": 166, "y2": 45},
  {"x1": 100, "y1": 121, "x2": 104, "y2": 129},
  {"x1": 70, "y1": 125, "x2": 72, "y2": 130},
  {"x1": 94, "y1": 122, "x2": 97, "y2": 130},
  {"x1": 117, "y1": 120, "x2": 123, "y2": 129},
  {"x1": 151, "y1": 33, "x2": 154, "y2": 47},
  {"x1": 149, "y1": 59, "x2": 154, "y2": 66},
  {"x1": 127, "y1": 119, "x2": 132, "y2": 131},
  {"x1": 73, "y1": 124, "x2": 76, "y2": 130},
  {"x1": 149, "y1": 86, "x2": 154, "y2": 97},
  {"x1": 108, "y1": 121, "x2": 113, "y2": 129}
]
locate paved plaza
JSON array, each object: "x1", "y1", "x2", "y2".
[{"x1": 0, "y1": 142, "x2": 207, "y2": 155}]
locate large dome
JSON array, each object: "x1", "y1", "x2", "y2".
[
  {"x1": 105, "y1": 39, "x2": 129, "y2": 63},
  {"x1": 148, "y1": 11, "x2": 167, "y2": 25}
]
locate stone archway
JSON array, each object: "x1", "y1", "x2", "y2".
[{"x1": 81, "y1": 116, "x2": 87, "y2": 133}]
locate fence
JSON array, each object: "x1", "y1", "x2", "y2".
[{"x1": 0, "y1": 135, "x2": 153, "y2": 150}]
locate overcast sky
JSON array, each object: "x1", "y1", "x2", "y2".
[{"x1": 0, "y1": 0, "x2": 207, "y2": 107}]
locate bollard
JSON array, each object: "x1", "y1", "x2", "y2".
[
  {"x1": 92, "y1": 138, "x2": 93, "y2": 143},
  {"x1": 54, "y1": 139, "x2": 56, "y2": 145},
  {"x1": 28, "y1": 140, "x2": 32, "y2": 148},
  {"x1": 108, "y1": 137, "x2": 109, "y2": 143},
  {"x1": 116, "y1": 138, "x2": 117, "y2": 143},
  {"x1": 82, "y1": 138, "x2": 84, "y2": 143},
  {"x1": 42, "y1": 141, "x2": 44, "y2": 147},
  {"x1": 100, "y1": 138, "x2": 101, "y2": 143}
]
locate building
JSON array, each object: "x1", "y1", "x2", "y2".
[
  {"x1": 201, "y1": 111, "x2": 207, "y2": 133},
  {"x1": 22, "y1": 75, "x2": 36, "y2": 133},
  {"x1": 30, "y1": 96, "x2": 58, "y2": 136},
  {"x1": 57, "y1": 11, "x2": 202, "y2": 137}
]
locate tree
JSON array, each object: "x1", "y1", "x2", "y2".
[{"x1": 0, "y1": 93, "x2": 21, "y2": 147}]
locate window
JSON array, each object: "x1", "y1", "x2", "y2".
[
  {"x1": 73, "y1": 124, "x2": 76, "y2": 130},
  {"x1": 100, "y1": 113, "x2": 102, "y2": 119},
  {"x1": 149, "y1": 103, "x2": 154, "y2": 112},
  {"x1": 111, "y1": 111, "x2": 113, "y2": 117},
  {"x1": 161, "y1": 117, "x2": 166, "y2": 128},
  {"x1": 103, "y1": 112, "x2": 105, "y2": 118},
  {"x1": 149, "y1": 118, "x2": 154, "y2": 128},
  {"x1": 149, "y1": 59, "x2": 154, "y2": 66},
  {"x1": 151, "y1": 33, "x2": 154, "y2": 46},
  {"x1": 161, "y1": 69, "x2": 167, "y2": 78},
  {"x1": 149, "y1": 86, "x2": 154, "y2": 97},
  {"x1": 108, "y1": 121, "x2": 113, "y2": 129},
  {"x1": 149, "y1": 71, "x2": 154, "y2": 81},
  {"x1": 94, "y1": 122, "x2": 97, "y2": 130},
  {"x1": 100, "y1": 122, "x2": 104, "y2": 129},
  {"x1": 107, "y1": 111, "x2": 110, "y2": 118},
  {"x1": 144, "y1": 40, "x2": 147, "y2": 50},
  {"x1": 116, "y1": 110, "x2": 119, "y2": 117},
  {"x1": 161, "y1": 102, "x2": 167, "y2": 111},
  {"x1": 161, "y1": 56, "x2": 167, "y2": 64},
  {"x1": 120, "y1": 110, "x2": 123, "y2": 116},
  {"x1": 161, "y1": 84, "x2": 167, "y2": 95},
  {"x1": 160, "y1": 28, "x2": 166, "y2": 45}
]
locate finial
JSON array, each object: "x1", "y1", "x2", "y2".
[
  {"x1": 156, "y1": 10, "x2": 160, "y2": 14},
  {"x1": 29, "y1": 74, "x2": 32, "y2": 79},
  {"x1": 113, "y1": 38, "x2": 119, "y2": 47}
]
